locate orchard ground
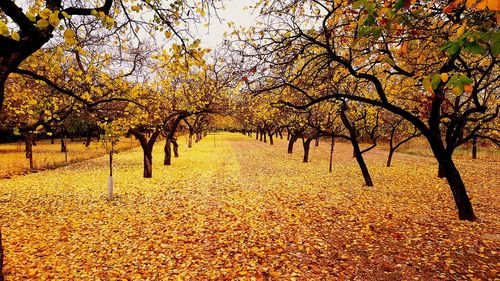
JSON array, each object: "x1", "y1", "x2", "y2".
[{"x1": 0, "y1": 132, "x2": 498, "y2": 280}]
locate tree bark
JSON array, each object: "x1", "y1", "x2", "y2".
[
  {"x1": 132, "y1": 130, "x2": 160, "y2": 178},
  {"x1": 329, "y1": 136, "x2": 335, "y2": 173},
  {"x1": 263, "y1": 131, "x2": 267, "y2": 143},
  {"x1": 268, "y1": 131, "x2": 274, "y2": 145},
  {"x1": 302, "y1": 138, "x2": 312, "y2": 163},
  {"x1": 188, "y1": 133, "x2": 193, "y2": 148},
  {"x1": 340, "y1": 109, "x2": 373, "y2": 186},
  {"x1": 255, "y1": 130, "x2": 259, "y2": 140},
  {"x1": 472, "y1": 136, "x2": 477, "y2": 159},
  {"x1": 278, "y1": 130, "x2": 283, "y2": 139},
  {"x1": 438, "y1": 164, "x2": 446, "y2": 178},
  {"x1": 172, "y1": 139, "x2": 179, "y2": 158},
  {"x1": 386, "y1": 149, "x2": 394, "y2": 167},
  {"x1": 164, "y1": 138, "x2": 172, "y2": 166},
  {"x1": 351, "y1": 139, "x2": 374, "y2": 186},
  {"x1": 428, "y1": 135, "x2": 476, "y2": 221},
  {"x1": 85, "y1": 134, "x2": 92, "y2": 147},
  {"x1": 25, "y1": 134, "x2": 34, "y2": 170},
  {"x1": 60, "y1": 139, "x2": 67, "y2": 153},
  {"x1": 315, "y1": 137, "x2": 320, "y2": 147},
  {"x1": 287, "y1": 134, "x2": 297, "y2": 154},
  {"x1": 143, "y1": 148, "x2": 153, "y2": 178},
  {"x1": 439, "y1": 156, "x2": 476, "y2": 220}
]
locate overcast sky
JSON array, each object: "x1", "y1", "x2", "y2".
[{"x1": 195, "y1": 0, "x2": 257, "y2": 49}]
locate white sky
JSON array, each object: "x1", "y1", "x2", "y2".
[{"x1": 195, "y1": 0, "x2": 258, "y2": 49}]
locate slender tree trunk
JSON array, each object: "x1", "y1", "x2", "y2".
[
  {"x1": 315, "y1": 137, "x2": 320, "y2": 147},
  {"x1": 259, "y1": 129, "x2": 263, "y2": 141},
  {"x1": 60, "y1": 139, "x2": 67, "y2": 153},
  {"x1": 263, "y1": 131, "x2": 267, "y2": 143},
  {"x1": 351, "y1": 139, "x2": 374, "y2": 186},
  {"x1": 25, "y1": 134, "x2": 34, "y2": 171},
  {"x1": 143, "y1": 148, "x2": 153, "y2": 178},
  {"x1": 255, "y1": 130, "x2": 259, "y2": 140},
  {"x1": 287, "y1": 132, "x2": 290, "y2": 141},
  {"x1": 303, "y1": 138, "x2": 312, "y2": 163},
  {"x1": 164, "y1": 138, "x2": 172, "y2": 166},
  {"x1": 268, "y1": 131, "x2": 274, "y2": 145},
  {"x1": 172, "y1": 139, "x2": 179, "y2": 158},
  {"x1": 428, "y1": 137, "x2": 476, "y2": 221},
  {"x1": 85, "y1": 134, "x2": 92, "y2": 147},
  {"x1": 340, "y1": 109, "x2": 373, "y2": 186},
  {"x1": 278, "y1": 130, "x2": 283, "y2": 139},
  {"x1": 472, "y1": 136, "x2": 477, "y2": 159},
  {"x1": 288, "y1": 134, "x2": 296, "y2": 154},
  {"x1": 386, "y1": 149, "x2": 394, "y2": 167},
  {"x1": 329, "y1": 136, "x2": 335, "y2": 173},
  {"x1": 440, "y1": 155, "x2": 476, "y2": 220},
  {"x1": 188, "y1": 133, "x2": 193, "y2": 148},
  {"x1": 0, "y1": 73, "x2": 7, "y2": 113},
  {"x1": 51, "y1": 136, "x2": 55, "y2": 144}
]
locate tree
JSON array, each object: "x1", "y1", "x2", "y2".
[{"x1": 234, "y1": 0, "x2": 498, "y2": 220}]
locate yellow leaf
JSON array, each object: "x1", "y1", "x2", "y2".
[
  {"x1": 11, "y1": 32, "x2": 20, "y2": 41},
  {"x1": 440, "y1": 73, "x2": 449, "y2": 82},
  {"x1": 464, "y1": 84, "x2": 473, "y2": 93},
  {"x1": 269, "y1": 270, "x2": 281, "y2": 278},
  {"x1": 476, "y1": 0, "x2": 487, "y2": 9},
  {"x1": 36, "y1": 19, "x2": 49, "y2": 28},
  {"x1": 64, "y1": 28, "x2": 76, "y2": 44},
  {"x1": 466, "y1": 0, "x2": 476, "y2": 8},
  {"x1": 487, "y1": 0, "x2": 499, "y2": 9}
]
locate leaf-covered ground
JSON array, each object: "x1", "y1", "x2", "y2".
[{"x1": 0, "y1": 133, "x2": 498, "y2": 280}]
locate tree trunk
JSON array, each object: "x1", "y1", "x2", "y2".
[
  {"x1": 164, "y1": 138, "x2": 172, "y2": 166},
  {"x1": 439, "y1": 156, "x2": 476, "y2": 220},
  {"x1": 172, "y1": 139, "x2": 179, "y2": 158},
  {"x1": 438, "y1": 164, "x2": 446, "y2": 178},
  {"x1": 0, "y1": 73, "x2": 7, "y2": 112},
  {"x1": 255, "y1": 130, "x2": 259, "y2": 140},
  {"x1": 51, "y1": 136, "x2": 55, "y2": 144},
  {"x1": 278, "y1": 130, "x2": 283, "y2": 139},
  {"x1": 303, "y1": 138, "x2": 312, "y2": 163},
  {"x1": 188, "y1": 133, "x2": 193, "y2": 148},
  {"x1": 25, "y1": 134, "x2": 34, "y2": 170},
  {"x1": 259, "y1": 129, "x2": 263, "y2": 141},
  {"x1": 427, "y1": 134, "x2": 476, "y2": 221},
  {"x1": 288, "y1": 134, "x2": 296, "y2": 154},
  {"x1": 340, "y1": 109, "x2": 373, "y2": 186},
  {"x1": 268, "y1": 131, "x2": 274, "y2": 145},
  {"x1": 386, "y1": 149, "x2": 394, "y2": 167},
  {"x1": 472, "y1": 136, "x2": 477, "y2": 159},
  {"x1": 60, "y1": 139, "x2": 67, "y2": 153},
  {"x1": 315, "y1": 137, "x2": 319, "y2": 147},
  {"x1": 143, "y1": 148, "x2": 153, "y2": 178},
  {"x1": 85, "y1": 134, "x2": 92, "y2": 147},
  {"x1": 351, "y1": 139, "x2": 374, "y2": 186},
  {"x1": 329, "y1": 136, "x2": 335, "y2": 173},
  {"x1": 263, "y1": 131, "x2": 267, "y2": 143}
]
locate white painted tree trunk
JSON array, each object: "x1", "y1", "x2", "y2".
[{"x1": 108, "y1": 176, "x2": 113, "y2": 200}]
